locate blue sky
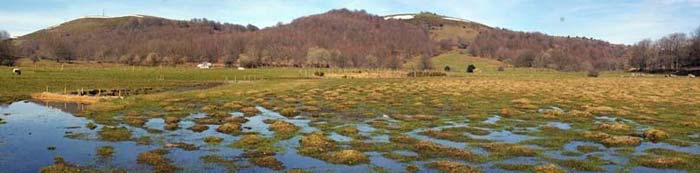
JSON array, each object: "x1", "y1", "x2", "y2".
[{"x1": 1, "y1": 0, "x2": 699, "y2": 44}]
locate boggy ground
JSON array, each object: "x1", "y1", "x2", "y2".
[
  {"x1": 65, "y1": 68, "x2": 700, "y2": 172},
  {"x1": 2, "y1": 58, "x2": 700, "y2": 172}
]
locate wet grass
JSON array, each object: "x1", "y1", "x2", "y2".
[
  {"x1": 203, "y1": 136, "x2": 224, "y2": 144},
  {"x1": 230, "y1": 134, "x2": 274, "y2": 151},
  {"x1": 251, "y1": 156, "x2": 284, "y2": 170},
  {"x1": 479, "y1": 143, "x2": 539, "y2": 160},
  {"x1": 630, "y1": 148, "x2": 700, "y2": 171},
  {"x1": 137, "y1": 149, "x2": 180, "y2": 172},
  {"x1": 324, "y1": 150, "x2": 369, "y2": 165},
  {"x1": 97, "y1": 126, "x2": 132, "y2": 141},
  {"x1": 427, "y1": 160, "x2": 480, "y2": 173},
  {"x1": 413, "y1": 140, "x2": 484, "y2": 162},
  {"x1": 200, "y1": 155, "x2": 239, "y2": 172},
  {"x1": 40, "y1": 156, "x2": 95, "y2": 173},
  {"x1": 96, "y1": 146, "x2": 114, "y2": 158},
  {"x1": 267, "y1": 120, "x2": 299, "y2": 139},
  {"x1": 533, "y1": 163, "x2": 565, "y2": 173},
  {"x1": 546, "y1": 154, "x2": 609, "y2": 172},
  {"x1": 0, "y1": 59, "x2": 306, "y2": 103},
  {"x1": 216, "y1": 123, "x2": 242, "y2": 135},
  {"x1": 494, "y1": 163, "x2": 535, "y2": 172},
  {"x1": 12, "y1": 57, "x2": 700, "y2": 172},
  {"x1": 298, "y1": 132, "x2": 337, "y2": 156}
]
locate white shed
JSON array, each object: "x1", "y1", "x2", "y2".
[{"x1": 197, "y1": 62, "x2": 212, "y2": 69}]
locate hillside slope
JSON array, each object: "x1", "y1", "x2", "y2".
[
  {"x1": 386, "y1": 13, "x2": 627, "y2": 71},
  {"x1": 19, "y1": 15, "x2": 253, "y2": 64},
  {"x1": 17, "y1": 9, "x2": 627, "y2": 71},
  {"x1": 18, "y1": 9, "x2": 434, "y2": 69}
]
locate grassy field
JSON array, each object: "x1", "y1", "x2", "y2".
[
  {"x1": 0, "y1": 59, "x2": 334, "y2": 102},
  {"x1": 3, "y1": 54, "x2": 700, "y2": 172}
]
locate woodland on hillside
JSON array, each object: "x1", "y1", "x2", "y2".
[
  {"x1": 0, "y1": 30, "x2": 16, "y2": 66},
  {"x1": 13, "y1": 9, "x2": 434, "y2": 69},
  {"x1": 2, "y1": 9, "x2": 700, "y2": 73},
  {"x1": 625, "y1": 28, "x2": 700, "y2": 74},
  {"x1": 467, "y1": 29, "x2": 627, "y2": 71}
]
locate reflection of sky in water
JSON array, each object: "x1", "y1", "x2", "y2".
[
  {"x1": 545, "y1": 122, "x2": 571, "y2": 130},
  {"x1": 467, "y1": 130, "x2": 533, "y2": 143},
  {"x1": 0, "y1": 102, "x2": 411, "y2": 172},
  {"x1": 483, "y1": 115, "x2": 501, "y2": 124},
  {"x1": 2, "y1": 101, "x2": 698, "y2": 173}
]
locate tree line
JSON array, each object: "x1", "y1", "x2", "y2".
[
  {"x1": 15, "y1": 9, "x2": 434, "y2": 69},
  {"x1": 625, "y1": 27, "x2": 700, "y2": 74},
  {"x1": 7, "y1": 9, "x2": 700, "y2": 72},
  {"x1": 467, "y1": 28, "x2": 627, "y2": 71},
  {"x1": 0, "y1": 30, "x2": 17, "y2": 66}
]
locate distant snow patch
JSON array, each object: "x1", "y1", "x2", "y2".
[{"x1": 442, "y1": 17, "x2": 472, "y2": 23}]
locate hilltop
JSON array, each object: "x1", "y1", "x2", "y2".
[{"x1": 385, "y1": 12, "x2": 626, "y2": 71}]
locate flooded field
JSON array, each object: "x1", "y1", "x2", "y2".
[{"x1": 2, "y1": 96, "x2": 699, "y2": 172}]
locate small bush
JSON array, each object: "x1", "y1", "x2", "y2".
[
  {"x1": 444, "y1": 65, "x2": 451, "y2": 72},
  {"x1": 314, "y1": 71, "x2": 324, "y2": 77},
  {"x1": 587, "y1": 70, "x2": 599, "y2": 77},
  {"x1": 498, "y1": 66, "x2": 505, "y2": 71}
]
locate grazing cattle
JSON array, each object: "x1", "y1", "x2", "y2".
[
  {"x1": 466, "y1": 64, "x2": 476, "y2": 73},
  {"x1": 12, "y1": 68, "x2": 20, "y2": 75}
]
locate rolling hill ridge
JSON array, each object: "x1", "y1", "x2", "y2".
[{"x1": 15, "y1": 9, "x2": 627, "y2": 71}]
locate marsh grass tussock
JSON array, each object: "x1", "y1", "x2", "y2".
[
  {"x1": 96, "y1": 146, "x2": 114, "y2": 158},
  {"x1": 137, "y1": 149, "x2": 180, "y2": 172},
  {"x1": 216, "y1": 123, "x2": 242, "y2": 135},
  {"x1": 413, "y1": 141, "x2": 482, "y2": 162},
  {"x1": 251, "y1": 156, "x2": 284, "y2": 170},
  {"x1": 632, "y1": 148, "x2": 700, "y2": 171},
  {"x1": 203, "y1": 136, "x2": 224, "y2": 144},
  {"x1": 479, "y1": 143, "x2": 539, "y2": 159},
  {"x1": 240, "y1": 106, "x2": 259, "y2": 116},
  {"x1": 187, "y1": 124, "x2": 209, "y2": 132},
  {"x1": 299, "y1": 132, "x2": 337, "y2": 156},
  {"x1": 164, "y1": 123, "x2": 179, "y2": 131},
  {"x1": 324, "y1": 150, "x2": 369, "y2": 165},
  {"x1": 427, "y1": 160, "x2": 480, "y2": 173},
  {"x1": 39, "y1": 157, "x2": 87, "y2": 173},
  {"x1": 267, "y1": 120, "x2": 299, "y2": 139},
  {"x1": 98, "y1": 126, "x2": 132, "y2": 141},
  {"x1": 231, "y1": 134, "x2": 272, "y2": 150},
  {"x1": 594, "y1": 122, "x2": 632, "y2": 132},
  {"x1": 643, "y1": 128, "x2": 669, "y2": 142},
  {"x1": 533, "y1": 163, "x2": 564, "y2": 173}
]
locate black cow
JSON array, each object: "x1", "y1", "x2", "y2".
[
  {"x1": 466, "y1": 65, "x2": 476, "y2": 73},
  {"x1": 12, "y1": 68, "x2": 20, "y2": 75}
]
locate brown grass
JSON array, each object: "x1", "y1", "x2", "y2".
[{"x1": 31, "y1": 92, "x2": 117, "y2": 104}]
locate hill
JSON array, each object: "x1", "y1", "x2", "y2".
[
  {"x1": 13, "y1": 9, "x2": 639, "y2": 71},
  {"x1": 385, "y1": 12, "x2": 627, "y2": 71},
  {"x1": 16, "y1": 9, "x2": 434, "y2": 69},
  {"x1": 18, "y1": 15, "x2": 254, "y2": 65}
]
